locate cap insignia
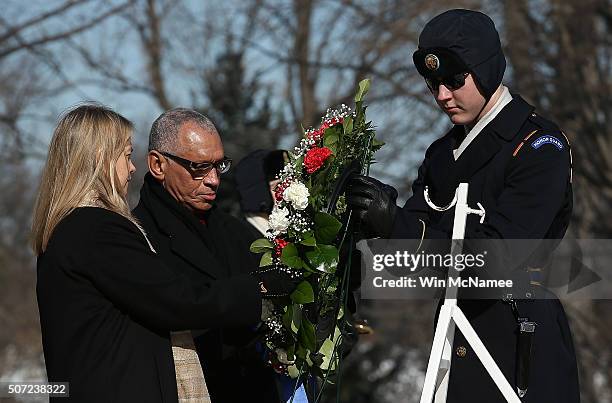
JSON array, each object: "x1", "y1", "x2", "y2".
[{"x1": 424, "y1": 54, "x2": 440, "y2": 71}]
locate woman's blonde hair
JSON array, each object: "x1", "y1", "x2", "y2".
[{"x1": 31, "y1": 103, "x2": 135, "y2": 254}]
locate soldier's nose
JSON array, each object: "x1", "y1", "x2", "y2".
[{"x1": 436, "y1": 85, "x2": 453, "y2": 102}]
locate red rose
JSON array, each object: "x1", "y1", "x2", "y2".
[{"x1": 304, "y1": 146, "x2": 333, "y2": 174}]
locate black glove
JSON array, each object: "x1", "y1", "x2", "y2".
[
  {"x1": 346, "y1": 175, "x2": 398, "y2": 238},
  {"x1": 257, "y1": 270, "x2": 302, "y2": 298}
]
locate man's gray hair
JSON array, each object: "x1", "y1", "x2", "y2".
[{"x1": 148, "y1": 108, "x2": 217, "y2": 152}]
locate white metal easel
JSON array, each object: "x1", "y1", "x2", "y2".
[{"x1": 419, "y1": 183, "x2": 521, "y2": 403}]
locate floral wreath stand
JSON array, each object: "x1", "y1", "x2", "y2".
[{"x1": 419, "y1": 183, "x2": 522, "y2": 403}]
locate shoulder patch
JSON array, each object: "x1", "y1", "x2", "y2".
[{"x1": 531, "y1": 135, "x2": 564, "y2": 150}]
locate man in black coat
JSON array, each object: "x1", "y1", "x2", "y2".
[
  {"x1": 347, "y1": 9, "x2": 579, "y2": 403},
  {"x1": 133, "y1": 108, "x2": 281, "y2": 402}
]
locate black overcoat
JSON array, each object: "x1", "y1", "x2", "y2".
[
  {"x1": 392, "y1": 95, "x2": 580, "y2": 402},
  {"x1": 37, "y1": 206, "x2": 261, "y2": 402},
  {"x1": 133, "y1": 174, "x2": 280, "y2": 403}
]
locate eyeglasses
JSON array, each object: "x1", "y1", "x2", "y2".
[
  {"x1": 425, "y1": 72, "x2": 470, "y2": 92},
  {"x1": 160, "y1": 151, "x2": 232, "y2": 179}
]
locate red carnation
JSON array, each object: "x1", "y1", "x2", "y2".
[
  {"x1": 307, "y1": 127, "x2": 324, "y2": 142},
  {"x1": 274, "y1": 181, "x2": 290, "y2": 201},
  {"x1": 304, "y1": 147, "x2": 333, "y2": 174},
  {"x1": 274, "y1": 238, "x2": 289, "y2": 256}
]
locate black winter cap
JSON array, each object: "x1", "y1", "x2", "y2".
[{"x1": 413, "y1": 9, "x2": 506, "y2": 99}]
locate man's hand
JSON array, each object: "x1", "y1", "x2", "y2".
[
  {"x1": 346, "y1": 175, "x2": 398, "y2": 238},
  {"x1": 257, "y1": 270, "x2": 302, "y2": 298}
]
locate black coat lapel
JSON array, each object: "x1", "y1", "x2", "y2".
[
  {"x1": 138, "y1": 174, "x2": 226, "y2": 280},
  {"x1": 426, "y1": 128, "x2": 461, "y2": 206},
  {"x1": 167, "y1": 230, "x2": 226, "y2": 280},
  {"x1": 453, "y1": 126, "x2": 503, "y2": 182}
]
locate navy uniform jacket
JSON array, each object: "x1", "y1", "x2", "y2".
[{"x1": 392, "y1": 95, "x2": 579, "y2": 402}]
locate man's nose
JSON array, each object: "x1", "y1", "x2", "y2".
[
  {"x1": 203, "y1": 167, "x2": 220, "y2": 187},
  {"x1": 435, "y1": 84, "x2": 453, "y2": 102}
]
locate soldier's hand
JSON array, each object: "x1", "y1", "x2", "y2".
[{"x1": 346, "y1": 175, "x2": 398, "y2": 238}]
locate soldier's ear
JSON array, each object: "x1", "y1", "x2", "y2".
[{"x1": 148, "y1": 151, "x2": 166, "y2": 181}]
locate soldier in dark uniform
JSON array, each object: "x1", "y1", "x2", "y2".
[{"x1": 347, "y1": 9, "x2": 580, "y2": 403}]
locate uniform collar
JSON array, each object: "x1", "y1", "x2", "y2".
[
  {"x1": 486, "y1": 94, "x2": 535, "y2": 141},
  {"x1": 454, "y1": 86, "x2": 513, "y2": 159}
]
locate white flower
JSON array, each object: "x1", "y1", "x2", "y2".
[
  {"x1": 283, "y1": 181, "x2": 310, "y2": 210},
  {"x1": 269, "y1": 206, "x2": 290, "y2": 234}
]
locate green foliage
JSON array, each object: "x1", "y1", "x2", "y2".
[
  {"x1": 298, "y1": 316, "x2": 316, "y2": 352},
  {"x1": 250, "y1": 238, "x2": 273, "y2": 253},
  {"x1": 323, "y1": 127, "x2": 340, "y2": 154},
  {"x1": 354, "y1": 78, "x2": 370, "y2": 102},
  {"x1": 290, "y1": 281, "x2": 315, "y2": 304},
  {"x1": 281, "y1": 243, "x2": 304, "y2": 269},
  {"x1": 314, "y1": 212, "x2": 342, "y2": 244},
  {"x1": 300, "y1": 235, "x2": 317, "y2": 247},
  {"x1": 305, "y1": 245, "x2": 339, "y2": 274},
  {"x1": 259, "y1": 252, "x2": 273, "y2": 267}
]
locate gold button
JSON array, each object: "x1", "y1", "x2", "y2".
[{"x1": 456, "y1": 346, "x2": 467, "y2": 357}]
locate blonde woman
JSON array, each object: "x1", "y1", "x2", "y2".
[{"x1": 32, "y1": 104, "x2": 294, "y2": 402}]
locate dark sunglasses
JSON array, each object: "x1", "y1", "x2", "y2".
[
  {"x1": 160, "y1": 151, "x2": 232, "y2": 179},
  {"x1": 425, "y1": 72, "x2": 469, "y2": 92}
]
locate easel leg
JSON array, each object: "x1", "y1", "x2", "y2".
[
  {"x1": 420, "y1": 303, "x2": 455, "y2": 403},
  {"x1": 433, "y1": 316, "x2": 456, "y2": 403},
  {"x1": 453, "y1": 308, "x2": 521, "y2": 403}
]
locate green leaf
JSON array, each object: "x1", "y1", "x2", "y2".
[
  {"x1": 281, "y1": 243, "x2": 303, "y2": 269},
  {"x1": 287, "y1": 364, "x2": 300, "y2": 379},
  {"x1": 294, "y1": 155, "x2": 304, "y2": 173},
  {"x1": 305, "y1": 245, "x2": 339, "y2": 273},
  {"x1": 299, "y1": 317, "x2": 316, "y2": 351},
  {"x1": 343, "y1": 116, "x2": 353, "y2": 134},
  {"x1": 314, "y1": 212, "x2": 342, "y2": 244},
  {"x1": 291, "y1": 303, "x2": 302, "y2": 333},
  {"x1": 354, "y1": 78, "x2": 371, "y2": 102},
  {"x1": 250, "y1": 238, "x2": 273, "y2": 253},
  {"x1": 290, "y1": 281, "x2": 314, "y2": 304},
  {"x1": 300, "y1": 236, "x2": 316, "y2": 247},
  {"x1": 372, "y1": 138, "x2": 385, "y2": 147},
  {"x1": 323, "y1": 129, "x2": 339, "y2": 154},
  {"x1": 259, "y1": 251, "x2": 273, "y2": 267},
  {"x1": 282, "y1": 305, "x2": 293, "y2": 329},
  {"x1": 296, "y1": 344, "x2": 308, "y2": 360},
  {"x1": 319, "y1": 326, "x2": 341, "y2": 371}
]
